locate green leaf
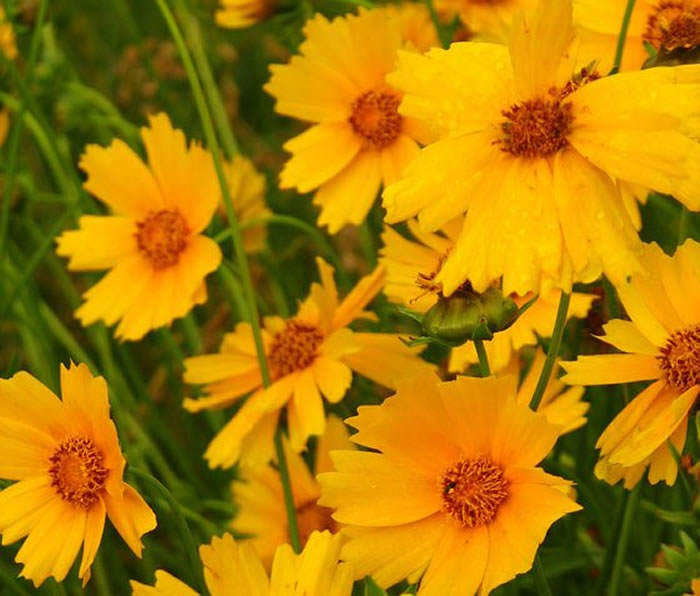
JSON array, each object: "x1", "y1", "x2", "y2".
[{"x1": 364, "y1": 577, "x2": 389, "y2": 596}]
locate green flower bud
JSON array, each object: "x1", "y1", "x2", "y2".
[{"x1": 422, "y1": 296, "x2": 484, "y2": 347}]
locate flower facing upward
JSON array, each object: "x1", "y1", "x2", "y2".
[
  {"x1": 215, "y1": 0, "x2": 276, "y2": 28},
  {"x1": 130, "y1": 530, "x2": 353, "y2": 596},
  {"x1": 56, "y1": 113, "x2": 222, "y2": 341},
  {"x1": 232, "y1": 415, "x2": 352, "y2": 567},
  {"x1": 183, "y1": 258, "x2": 434, "y2": 468},
  {"x1": 264, "y1": 9, "x2": 434, "y2": 234},
  {"x1": 318, "y1": 373, "x2": 581, "y2": 594},
  {"x1": 0, "y1": 363, "x2": 156, "y2": 587},
  {"x1": 383, "y1": 0, "x2": 700, "y2": 296},
  {"x1": 562, "y1": 240, "x2": 700, "y2": 488}
]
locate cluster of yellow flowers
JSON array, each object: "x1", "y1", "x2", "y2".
[{"x1": 0, "y1": 0, "x2": 699, "y2": 593}]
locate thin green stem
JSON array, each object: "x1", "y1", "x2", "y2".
[
  {"x1": 533, "y1": 554, "x2": 553, "y2": 596},
  {"x1": 610, "y1": 0, "x2": 637, "y2": 74},
  {"x1": 608, "y1": 483, "x2": 641, "y2": 595},
  {"x1": 529, "y1": 292, "x2": 570, "y2": 411},
  {"x1": 274, "y1": 431, "x2": 301, "y2": 553},
  {"x1": 678, "y1": 205, "x2": 689, "y2": 244},
  {"x1": 473, "y1": 339, "x2": 490, "y2": 377}
]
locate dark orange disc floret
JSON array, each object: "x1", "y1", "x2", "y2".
[
  {"x1": 49, "y1": 437, "x2": 108, "y2": 509},
  {"x1": 136, "y1": 208, "x2": 190, "y2": 269},
  {"x1": 644, "y1": 1, "x2": 700, "y2": 52},
  {"x1": 349, "y1": 90, "x2": 403, "y2": 149},
  {"x1": 658, "y1": 324, "x2": 700, "y2": 392},
  {"x1": 295, "y1": 500, "x2": 338, "y2": 546},
  {"x1": 268, "y1": 320, "x2": 324, "y2": 379},
  {"x1": 440, "y1": 457, "x2": 509, "y2": 528}
]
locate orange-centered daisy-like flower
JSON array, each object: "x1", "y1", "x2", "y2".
[
  {"x1": 0, "y1": 363, "x2": 156, "y2": 587},
  {"x1": 183, "y1": 258, "x2": 434, "y2": 468},
  {"x1": 56, "y1": 113, "x2": 222, "y2": 341},
  {"x1": 562, "y1": 240, "x2": 700, "y2": 488},
  {"x1": 264, "y1": 8, "x2": 435, "y2": 234},
  {"x1": 318, "y1": 373, "x2": 581, "y2": 594},
  {"x1": 383, "y1": 0, "x2": 700, "y2": 296}
]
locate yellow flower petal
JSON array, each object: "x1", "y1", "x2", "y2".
[
  {"x1": 56, "y1": 216, "x2": 137, "y2": 271},
  {"x1": 561, "y1": 353, "x2": 661, "y2": 385}
]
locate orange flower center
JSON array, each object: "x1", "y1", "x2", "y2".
[
  {"x1": 48, "y1": 437, "x2": 108, "y2": 509},
  {"x1": 268, "y1": 321, "x2": 324, "y2": 378},
  {"x1": 644, "y1": 1, "x2": 700, "y2": 51},
  {"x1": 136, "y1": 209, "x2": 189, "y2": 268},
  {"x1": 348, "y1": 89, "x2": 402, "y2": 149},
  {"x1": 295, "y1": 500, "x2": 338, "y2": 546},
  {"x1": 440, "y1": 457, "x2": 509, "y2": 528},
  {"x1": 658, "y1": 324, "x2": 700, "y2": 393}
]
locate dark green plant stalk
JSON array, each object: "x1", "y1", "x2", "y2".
[
  {"x1": 473, "y1": 339, "x2": 491, "y2": 377},
  {"x1": 610, "y1": 0, "x2": 637, "y2": 74},
  {"x1": 533, "y1": 554, "x2": 553, "y2": 596},
  {"x1": 608, "y1": 483, "x2": 641, "y2": 595}
]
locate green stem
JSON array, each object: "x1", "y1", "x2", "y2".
[
  {"x1": 678, "y1": 205, "x2": 689, "y2": 244},
  {"x1": 608, "y1": 484, "x2": 641, "y2": 595},
  {"x1": 274, "y1": 431, "x2": 301, "y2": 553},
  {"x1": 473, "y1": 339, "x2": 490, "y2": 377},
  {"x1": 529, "y1": 292, "x2": 570, "y2": 411},
  {"x1": 610, "y1": 0, "x2": 637, "y2": 74},
  {"x1": 130, "y1": 468, "x2": 205, "y2": 594},
  {"x1": 533, "y1": 554, "x2": 553, "y2": 596}
]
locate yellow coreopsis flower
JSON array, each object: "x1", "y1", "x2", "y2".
[
  {"x1": 0, "y1": 363, "x2": 156, "y2": 587},
  {"x1": 130, "y1": 530, "x2": 353, "y2": 596},
  {"x1": 434, "y1": 0, "x2": 537, "y2": 42},
  {"x1": 318, "y1": 373, "x2": 581, "y2": 594},
  {"x1": 574, "y1": 0, "x2": 700, "y2": 72},
  {"x1": 0, "y1": 5, "x2": 17, "y2": 61},
  {"x1": 383, "y1": 2, "x2": 440, "y2": 52},
  {"x1": 233, "y1": 415, "x2": 352, "y2": 568},
  {"x1": 0, "y1": 108, "x2": 8, "y2": 146},
  {"x1": 184, "y1": 258, "x2": 434, "y2": 468},
  {"x1": 265, "y1": 9, "x2": 434, "y2": 234},
  {"x1": 383, "y1": 0, "x2": 700, "y2": 296},
  {"x1": 215, "y1": 0, "x2": 276, "y2": 28},
  {"x1": 56, "y1": 113, "x2": 222, "y2": 341},
  {"x1": 689, "y1": 578, "x2": 700, "y2": 595},
  {"x1": 562, "y1": 240, "x2": 700, "y2": 488},
  {"x1": 380, "y1": 220, "x2": 595, "y2": 373}
]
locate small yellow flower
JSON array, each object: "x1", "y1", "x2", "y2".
[
  {"x1": 382, "y1": 2, "x2": 440, "y2": 52},
  {"x1": 0, "y1": 363, "x2": 156, "y2": 587},
  {"x1": 689, "y1": 577, "x2": 700, "y2": 595},
  {"x1": 130, "y1": 530, "x2": 354, "y2": 596},
  {"x1": 233, "y1": 415, "x2": 352, "y2": 568},
  {"x1": 383, "y1": 0, "x2": 700, "y2": 295},
  {"x1": 265, "y1": 8, "x2": 434, "y2": 234},
  {"x1": 434, "y1": 0, "x2": 537, "y2": 42},
  {"x1": 215, "y1": 0, "x2": 276, "y2": 29},
  {"x1": 184, "y1": 258, "x2": 434, "y2": 468},
  {"x1": 318, "y1": 372, "x2": 581, "y2": 594},
  {"x1": 562, "y1": 240, "x2": 700, "y2": 488},
  {"x1": 56, "y1": 113, "x2": 222, "y2": 341},
  {"x1": 0, "y1": 5, "x2": 17, "y2": 61}
]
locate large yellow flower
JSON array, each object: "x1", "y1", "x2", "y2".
[
  {"x1": 184, "y1": 258, "x2": 434, "y2": 468},
  {"x1": 232, "y1": 415, "x2": 352, "y2": 567},
  {"x1": 383, "y1": 0, "x2": 700, "y2": 296},
  {"x1": 0, "y1": 363, "x2": 156, "y2": 587},
  {"x1": 380, "y1": 220, "x2": 595, "y2": 373},
  {"x1": 215, "y1": 0, "x2": 276, "y2": 28},
  {"x1": 434, "y1": 0, "x2": 537, "y2": 42},
  {"x1": 264, "y1": 9, "x2": 434, "y2": 234},
  {"x1": 56, "y1": 113, "x2": 222, "y2": 341},
  {"x1": 562, "y1": 240, "x2": 700, "y2": 488},
  {"x1": 574, "y1": 0, "x2": 700, "y2": 72},
  {"x1": 130, "y1": 530, "x2": 353, "y2": 596},
  {"x1": 319, "y1": 373, "x2": 581, "y2": 594}
]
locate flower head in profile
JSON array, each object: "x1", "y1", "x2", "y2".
[
  {"x1": 232, "y1": 415, "x2": 352, "y2": 567},
  {"x1": 435, "y1": 0, "x2": 537, "y2": 42},
  {"x1": 265, "y1": 8, "x2": 435, "y2": 234},
  {"x1": 130, "y1": 530, "x2": 353, "y2": 596},
  {"x1": 319, "y1": 373, "x2": 581, "y2": 594},
  {"x1": 0, "y1": 363, "x2": 156, "y2": 587},
  {"x1": 184, "y1": 258, "x2": 434, "y2": 468},
  {"x1": 383, "y1": 0, "x2": 700, "y2": 296},
  {"x1": 215, "y1": 0, "x2": 276, "y2": 28},
  {"x1": 380, "y1": 220, "x2": 595, "y2": 373},
  {"x1": 562, "y1": 240, "x2": 700, "y2": 488},
  {"x1": 56, "y1": 113, "x2": 222, "y2": 341}
]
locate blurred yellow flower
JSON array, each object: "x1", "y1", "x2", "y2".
[
  {"x1": 383, "y1": 0, "x2": 700, "y2": 296},
  {"x1": 216, "y1": 0, "x2": 276, "y2": 28},
  {"x1": 435, "y1": 0, "x2": 537, "y2": 41},
  {"x1": 562, "y1": 240, "x2": 700, "y2": 488},
  {"x1": 0, "y1": 363, "x2": 156, "y2": 587},
  {"x1": 265, "y1": 9, "x2": 433, "y2": 234},
  {"x1": 319, "y1": 373, "x2": 580, "y2": 593},
  {"x1": 184, "y1": 258, "x2": 434, "y2": 468},
  {"x1": 0, "y1": 108, "x2": 9, "y2": 146},
  {"x1": 689, "y1": 578, "x2": 700, "y2": 595},
  {"x1": 232, "y1": 415, "x2": 351, "y2": 568},
  {"x1": 382, "y1": 2, "x2": 440, "y2": 52},
  {"x1": 56, "y1": 113, "x2": 222, "y2": 341},
  {"x1": 0, "y1": 6, "x2": 17, "y2": 61},
  {"x1": 130, "y1": 530, "x2": 353, "y2": 596}
]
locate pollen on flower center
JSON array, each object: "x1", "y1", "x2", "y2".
[
  {"x1": 658, "y1": 324, "x2": 700, "y2": 392},
  {"x1": 348, "y1": 89, "x2": 402, "y2": 149},
  {"x1": 136, "y1": 208, "x2": 190, "y2": 268},
  {"x1": 295, "y1": 500, "x2": 338, "y2": 546},
  {"x1": 644, "y1": 1, "x2": 700, "y2": 51},
  {"x1": 440, "y1": 457, "x2": 509, "y2": 528},
  {"x1": 268, "y1": 320, "x2": 324, "y2": 378},
  {"x1": 48, "y1": 437, "x2": 108, "y2": 509}
]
